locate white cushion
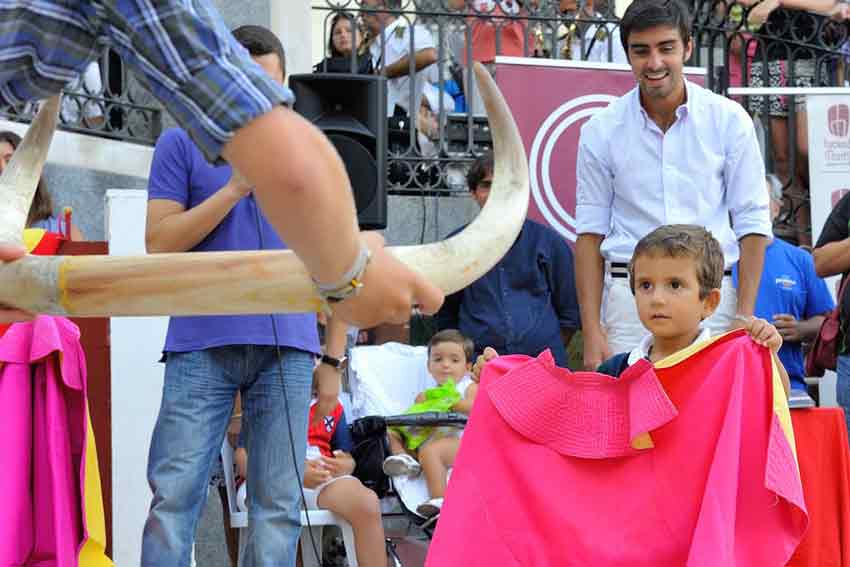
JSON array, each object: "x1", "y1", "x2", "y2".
[{"x1": 348, "y1": 342, "x2": 435, "y2": 419}]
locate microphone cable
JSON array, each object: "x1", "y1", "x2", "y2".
[{"x1": 249, "y1": 192, "x2": 322, "y2": 563}]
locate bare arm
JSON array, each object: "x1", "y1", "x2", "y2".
[
  {"x1": 451, "y1": 382, "x2": 479, "y2": 414},
  {"x1": 773, "y1": 313, "x2": 827, "y2": 344},
  {"x1": 576, "y1": 233, "x2": 610, "y2": 370},
  {"x1": 735, "y1": 234, "x2": 769, "y2": 319},
  {"x1": 814, "y1": 239, "x2": 850, "y2": 277},
  {"x1": 145, "y1": 174, "x2": 250, "y2": 253},
  {"x1": 798, "y1": 315, "x2": 827, "y2": 341},
  {"x1": 383, "y1": 48, "x2": 438, "y2": 79},
  {"x1": 221, "y1": 106, "x2": 443, "y2": 326}
]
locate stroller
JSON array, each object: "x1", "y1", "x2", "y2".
[{"x1": 347, "y1": 342, "x2": 469, "y2": 540}]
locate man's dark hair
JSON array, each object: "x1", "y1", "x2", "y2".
[
  {"x1": 232, "y1": 25, "x2": 287, "y2": 79},
  {"x1": 466, "y1": 150, "x2": 494, "y2": 192},
  {"x1": 619, "y1": 0, "x2": 692, "y2": 55}
]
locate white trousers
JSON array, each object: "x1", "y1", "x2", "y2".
[{"x1": 601, "y1": 274, "x2": 738, "y2": 355}]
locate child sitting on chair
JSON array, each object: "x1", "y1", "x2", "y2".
[
  {"x1": 382, "y1": 329, "x2": 479, "y2": 518},
  {"x1": 235, "y1": 317, "x2": 388, "y2": 567}
]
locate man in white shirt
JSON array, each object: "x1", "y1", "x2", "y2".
[
  {"x1": 574, "y1": 0, "x2": 771, "y2": 370},
  {"x1": 363, "y1": 0, "x2": 438, "y2": 117}
]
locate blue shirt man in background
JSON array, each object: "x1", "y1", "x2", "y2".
[
  {"x1": 733, "y1": 175, "x2": 834, "y2": 392},
  {"x1": 436, "y1": 151, "x2": 581, "y2": 367},
  {"x1": 143, "y1": 26, "x2": 320, "y2": 566}
]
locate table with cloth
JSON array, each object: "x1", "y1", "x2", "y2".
[{"x1": 788, "y1": 407, "x2": 850, "y2": 567}]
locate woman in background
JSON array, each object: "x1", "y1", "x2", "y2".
[
  {"x1": 0, "y1": 130, "x2": 84, "y2": 240},
  {"x1": 314, "y1": 11, "x2": 374, "y2": 74}
]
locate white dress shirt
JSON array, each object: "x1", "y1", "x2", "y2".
[
  {"x1": 576, "y1": 79, "x2": 771, "y2": 266},
  {"x1": 370, "y1": 17, "x2": 435, "y2": 116}
]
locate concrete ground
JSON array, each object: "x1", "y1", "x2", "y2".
[{"x1": 193, "y1": 494, "x2": 429, "y2": 567}]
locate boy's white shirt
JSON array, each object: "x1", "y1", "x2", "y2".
[{"x1": 627, "y1": 327, "x2": 713, "y2": 366}]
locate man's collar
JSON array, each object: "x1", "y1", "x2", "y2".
[
  {"x1": 379, "y1": 17, "x2": 403, "y2": 41},
  {"x1": 636, "y1": 77, "x2": 695, "y2": 129}
]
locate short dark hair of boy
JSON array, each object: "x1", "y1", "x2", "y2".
[
  {"x1": 232, "y1": 25, "x2": 287, "y2": 78},
  {"x1": 428, "y1": 329, "x2": 475, "y2": 363},
  {"x1": 619, "y1": 0, "x2": 692, "y2": 56},
  {"x1": 466, "y1": 151, "x2": 494, "y2": 192},
  {"x1": 628, "y1": 224, "x2": 724, "y2": 299}
]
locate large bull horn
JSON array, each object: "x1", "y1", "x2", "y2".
[
  {"x1": 0, "y1": 96, "x2": 60, "y2": 245},
  {"x1": 0, "y1": 64, "x2": 529, "y2": 317}
]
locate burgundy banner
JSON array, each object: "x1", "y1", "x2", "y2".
[{"x1": 495, "y1": 58, "x2": 705, "y2": 243}]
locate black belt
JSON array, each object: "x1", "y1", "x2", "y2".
[{"x1": 609, "y1": 262, "x2": 732, "y2": 279}]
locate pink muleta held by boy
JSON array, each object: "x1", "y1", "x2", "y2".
[{"x1": 427, "y1": 330, "x2": 808, "y2": 566}]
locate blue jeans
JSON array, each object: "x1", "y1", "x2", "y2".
[
  {"x1": 141, "y1": 345, "x2": 314, "y2": 567},
  {"x1": 837, "y1": 354, "x2": 850, "y2": 440}
]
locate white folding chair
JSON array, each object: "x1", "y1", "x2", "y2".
[{"x1": 219, "y1": 439, "x2": 359, "y2": 566}]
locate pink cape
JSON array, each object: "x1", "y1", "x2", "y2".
[
  {"x1": 427, "y1": 331, "x2": 808, "y2": 566},
  {"x1": 0, "y1": 316, "x2": 109, "y2": 566}
]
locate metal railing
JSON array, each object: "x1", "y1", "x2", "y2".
[
  {"x1": 313, "y1": 0, "x2": 848, "y2": 243},
  {"x1": 692, "y1": 0, "x2": 849, "y2": 243},
  {"x1": 314, "y1": 0, "x2": 627, "y2": 196},
  {"x1": 2, "y1": 0, "x2": 845, "y2": 242},
  {"x1": 0, "y1": 48, "x2": 163, "y2": 146}
]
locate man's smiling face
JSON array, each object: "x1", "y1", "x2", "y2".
[{"x1": 626, "y1": 25, "x2": 692, "y2": 102}]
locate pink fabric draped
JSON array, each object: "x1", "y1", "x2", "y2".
[
  {"x1": 427, "y1": 331, "x2": 808, "y2": 566},
  {"x1": 0, "y1": 316, "x2": 89, "y2": 566}
]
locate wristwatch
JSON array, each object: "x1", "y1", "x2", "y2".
[{"x1": 319, "y1": 353, "x2": 348, "y2": 371}]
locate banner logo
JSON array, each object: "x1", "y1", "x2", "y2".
[
  {"x1": 828, "y1": 104, "x2": 849, "y2": 139},
  {"x1": 823, "y1": 103, "x2": 850, "y2": 171},
  {"x1": 528, "y1": 94, "x2": 617, "y2": 241}
]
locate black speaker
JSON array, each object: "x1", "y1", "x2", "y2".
[{"x1": 289, "y1": 73, "x2": 388, "y2": 230}]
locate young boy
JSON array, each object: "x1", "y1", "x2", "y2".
[
  {"x1": 382, "y1": 329, "x2": 478, "y2": 518},
  {"x1": 596, "y1": 224, "x2": 790, "y2": 396}
]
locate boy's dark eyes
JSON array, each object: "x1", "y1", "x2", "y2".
[
  {"x1": 670, "y1": 280, "x2": 682, "y2": 289},
  {"x1": 639, "y1": 281, "x2": 652, "y2": 290}
]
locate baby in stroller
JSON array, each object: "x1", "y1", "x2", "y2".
[{"x1": 381, "y1": 330, "x2": 479, "y2": 518}]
